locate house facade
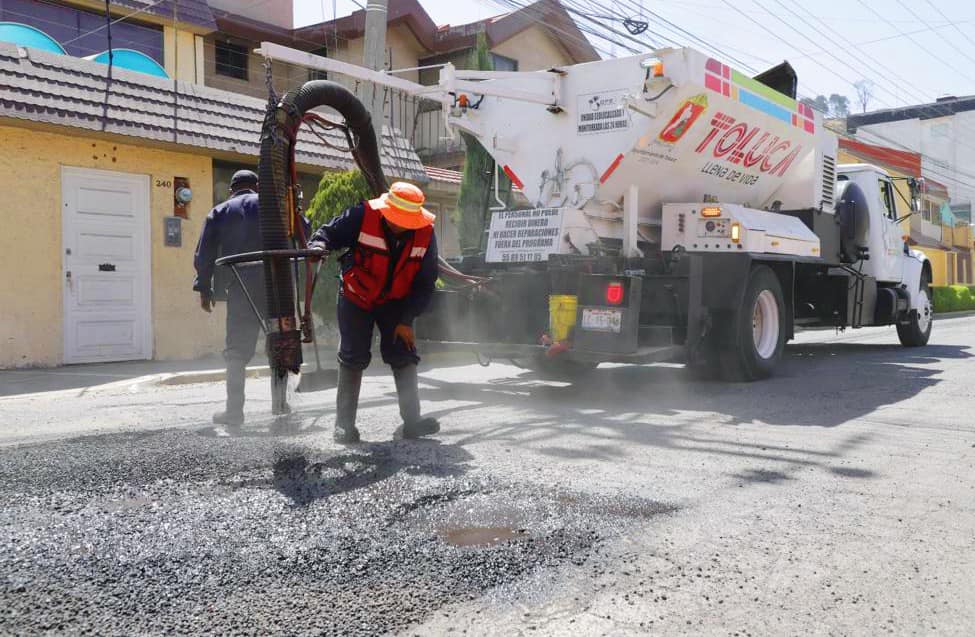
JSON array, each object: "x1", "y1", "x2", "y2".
[{"x1": 0, "y1": 0, "x2": 425, "y2": 368}]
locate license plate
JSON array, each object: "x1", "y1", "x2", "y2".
[{"x1": 581, "y1": 308, "x2": 622, "y2": 333}]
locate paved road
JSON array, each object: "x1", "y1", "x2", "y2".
[{"x1": 2, "y1": 317, "x2": 974, "y2": 635}]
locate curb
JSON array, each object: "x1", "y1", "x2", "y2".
[
  {"x1": 935, "y1": 309, "x2": 975, "y2": 319},
  {"x1": 155, "y1": 350, "x2": 478, "y2": 386},
  {"x1": 157, "y1": 366, "x2": 271, "y2": 386}
]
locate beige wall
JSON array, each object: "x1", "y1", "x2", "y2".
[
  {"x1": 208, "y1": 0, "x2": 293, "y2": 31},
  {"x1": 164, "y1": 26, "x2": 205, "y2": 84},
  {"x1": 0, "y1": 124, "x2": 223, "y2": 367},
  {"x1": 491, "y1": 25, "x2": 574, "y2": 70},
  {"x1": 202, "y1": 35, "x2": 310, "y2": 100}
]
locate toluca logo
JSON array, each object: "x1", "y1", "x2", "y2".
[
  {"x1": 659, "y1": 94, "x2": 708, "y2": 144},
  {"x1": 694, "y1": 112, "x2": 802, "y2": 177},
  {"x1": 589, "y1": 95, "x2": 615, "y2": 111}
]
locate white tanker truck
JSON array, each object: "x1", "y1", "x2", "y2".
[{"x1": 261, "y1": 43, "x2": 933, "y2": 381}]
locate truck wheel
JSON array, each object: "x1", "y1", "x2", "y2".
[
  {"x1": 897, "y1": 272, "x2": 932, "y2": 347},
  {"x1": 719, "y1": 265, "x2": 786, "y2": 381}
]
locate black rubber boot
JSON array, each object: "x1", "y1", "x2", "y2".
[
  {"x1": 212, "y1": 410, "x2": 244, "y2": 426},
  {"x1": 215, "y1": 358, "x2": 247, "y2": 426},
  {"x1": 334, "y1": 365, "x2": 362, "y2": 444},
  {"x1": 394, "y1": 364, "x2": 439, "y2": 439}
]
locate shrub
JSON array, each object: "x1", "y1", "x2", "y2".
[
  {"x1": 305, "y1": 170, "x2": 372, "y2": 323},
  {"x1": 931, "y1": 285, "x2": 975, "y2": 313}
]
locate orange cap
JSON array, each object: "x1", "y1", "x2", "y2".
[{"x1": 368, "y1": 182, "x2": 436, "y2": 230}]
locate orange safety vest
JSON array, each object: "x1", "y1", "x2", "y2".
[{"x1": 342, "y1": 202, "x2": 433, "y2": 311}]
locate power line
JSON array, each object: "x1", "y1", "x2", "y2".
[
  {"x1": 924, "y1": 0, "x2": 975, "y2": 58},
  {"x1": 900, "y1": 0, "x2": 975, "y2": 69},
  {"x1": 856, "y1": 0, "x2": 975, "y2": 89},
  {"x1": 62, "y1": 0, "x2": 168, "y2": 46}
]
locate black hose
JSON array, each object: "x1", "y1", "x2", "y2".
[
  {"x1": 257, "y1": 80, "x2": 387, "y2": 374},
  {"x1": 258, "y1": 80, "x2": 387, "y2": 324}
]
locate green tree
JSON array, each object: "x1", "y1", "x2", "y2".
[
  {"x1": 800, "y1": 94, "x2": 830, "y2": 115},
  {"x1": 305, "y1": 169, "x2": 371, "y2": 322},
  {"x1": 828, "y1": 93, "x2": 850, "y2": 118},
  {"x1": 456, "y1": 32, "x2": 513, "y2": 254}
]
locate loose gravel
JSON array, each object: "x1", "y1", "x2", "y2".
[{"x1": 1, "y1": 426, "x2": 675, "y2": 635}]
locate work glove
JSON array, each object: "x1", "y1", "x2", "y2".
[
  {"x1": 200, "y1": 291, "x2": 214, "y2": 313},
  {"x1": 307, "y1": 241, "x2": 328, "y2": 261},
  {"x1": 394, "y1": 324, "x2": 416, "y2": 351}
]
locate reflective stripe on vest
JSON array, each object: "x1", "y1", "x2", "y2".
[{"x1": 342, "y1": 203, "x2": 432, "y2": 311}]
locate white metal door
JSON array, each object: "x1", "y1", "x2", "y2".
[{"x1": 61, "y1": 167, "x2": 152, "y2": 364}]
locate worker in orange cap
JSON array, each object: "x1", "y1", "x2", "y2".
[{"x1": 309, "y1": 181, "x2": 439, "y2": 443}]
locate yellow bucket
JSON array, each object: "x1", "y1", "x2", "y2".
[{"x1": 549, "y1": 294, "x2": 578, "y2": 342}]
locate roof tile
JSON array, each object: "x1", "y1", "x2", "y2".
[{"x1": 0, "y1": 43, "x2": 427, "y2": 182}]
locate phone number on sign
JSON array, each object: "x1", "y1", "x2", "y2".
[{"x1": 500, "y1": 252, "x2": 545, "y2": 263}]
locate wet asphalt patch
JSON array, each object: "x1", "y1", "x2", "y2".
[{"x1": 1, "y1": 428, "x2": 676, "y2": 635}]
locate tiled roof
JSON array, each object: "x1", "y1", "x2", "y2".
[
  {"x1": 0, "y1": 43, "x2": 427, "y2": 182},
  {"x1": 425, "y1": 165, "x2": 462, "y2": 185},
  {"x1": 111, "y1": 0, "x2": 217, "y2": 31}
]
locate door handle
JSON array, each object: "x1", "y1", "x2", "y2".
[{"x1": 65, "y1": 270, "x2": 72, "y2": 290}]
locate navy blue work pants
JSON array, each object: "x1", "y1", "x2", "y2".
[{"x1": 337, "y1": 295, "x2": 419, "y2": 371}]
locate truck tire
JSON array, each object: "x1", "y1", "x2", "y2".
[
  {"x1": 897, "y1": 271, "x2": 932, "y2": 347},
  {"x1": 719, "y1": 265, "x2": 786, "y2": 381}
]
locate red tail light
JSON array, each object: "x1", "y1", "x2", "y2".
[{"x1": 605, "y1": 281, "x2": 624, "y2": 305}]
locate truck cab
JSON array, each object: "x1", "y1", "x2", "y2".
[{"x1": 836, "y1": 164, "x2": 911, "y2": 284}]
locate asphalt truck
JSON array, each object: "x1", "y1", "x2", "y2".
[{"x1": 252, "y1": 43, "x2": 933, "y2": 386}]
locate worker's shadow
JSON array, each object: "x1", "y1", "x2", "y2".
[{"x1": 270, "y1": 439, "x2": 473, "y2": 507}]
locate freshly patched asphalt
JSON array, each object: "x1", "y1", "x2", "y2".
[
  {"x1": 1, "y1": 315, "x2": 974, "y2": 635},
  {"x1": 0, "y1": 427, "x2": 673, "y2": 635}
]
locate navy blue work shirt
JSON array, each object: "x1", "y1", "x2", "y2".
[
  {"x1": 193, "y1": 190, "x2": 263, "y2": 297},
  {"x1": 310, "y1": 202, "x2": 439, "y2": 325},
  {"x1": 194, "y1": 189, "x2": 312, "y2": 297}
]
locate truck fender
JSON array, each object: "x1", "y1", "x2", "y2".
[{"x1": 901, "y1": 249, "x2": 930, "y2": 311}]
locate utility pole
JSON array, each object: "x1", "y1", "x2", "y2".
[{"x1": 362, "y1": 0, "x2": 388, "y2": 148}]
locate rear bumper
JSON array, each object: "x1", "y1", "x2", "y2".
[{"x1": 419, "y1": 340, "x2": 685, "y2": 365}]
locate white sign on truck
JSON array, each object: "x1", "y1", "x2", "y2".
[
  {"x1": 577, "y1": 89, "x2": 630, "y2": 135},
  {"x1": 485, "y1": 208, "x2": 564, "y2": 263}
]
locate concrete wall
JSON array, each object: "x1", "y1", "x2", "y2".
[
  {"x1": 163, "y1": 26, "x2": 204, "y2": 84},
  {"x1": 0, "y1": 124, "x2": 223, "y2": 367},
  {"x1": 857, "y1": 114, "x2": 975, "y2": 211},
  {"x1": 208, "y1": 0, "x2": 293, "y2": 31},
  {"x1": 916, "y1": 246, "x2": 949, "y2": 286},
  {"x1": 201, "y1": 35, "x2": 310, "y2": 100},
  {"x1": 491, "y1": 25, "x2": 574, "y2": 70}
]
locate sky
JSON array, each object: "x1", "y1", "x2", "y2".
[{"x1": 292, "y1": 0, "x2": 975, "y2": 113}]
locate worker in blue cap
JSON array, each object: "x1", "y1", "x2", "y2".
[{"x1": 193, "y1": 169, "x2": 272, "y2": 428}]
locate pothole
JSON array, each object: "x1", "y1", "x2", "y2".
[{"x1": 440, "y1": 526, "x2": 530, "y2": 547}]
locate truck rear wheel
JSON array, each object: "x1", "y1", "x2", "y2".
[
  {"x1": 897, "y1": 271, "x2": 932, "y2": 347},
  {"x1": 719, "y1": 265, "x2": 786, "y2": 381}
]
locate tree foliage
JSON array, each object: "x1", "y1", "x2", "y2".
[
  {"x1": 456, "y1": 32, "x2": 512, "y2": 254},
  {"x1": 828, "y1": 93, "x2": 849, "y2": 118},
  {"x1": 305, "y1": 169, "x2": 372, "y2": 322},
  {"x1": 801, "y1": 93, "x2": 851, "y2": 118},
  {"x1": 306, "y1": 169, "x2": 371, "y2": 228}
]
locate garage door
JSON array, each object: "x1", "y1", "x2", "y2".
[{"x1": 61, "y1": 167, "x2": 152, "y2": 364}]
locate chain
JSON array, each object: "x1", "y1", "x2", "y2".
[{"x1": 264, "y1": 56, "x2": 277, "y2": 106}]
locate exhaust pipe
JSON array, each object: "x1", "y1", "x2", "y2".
[{"x1": 257, "y1": 81, "x2": 386, "y2": 407}]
